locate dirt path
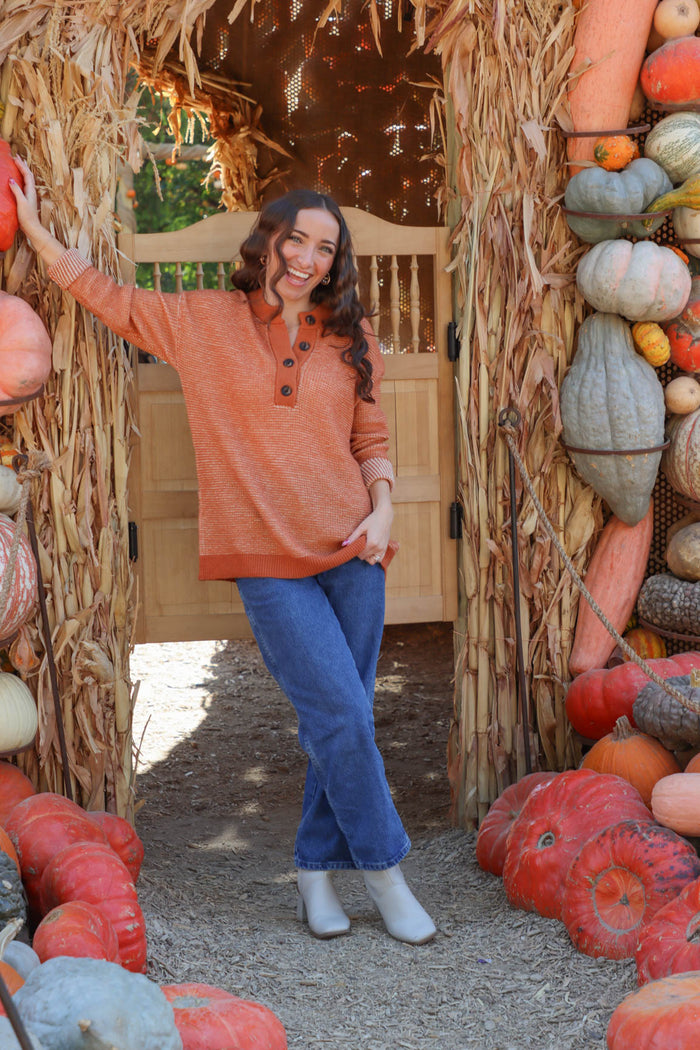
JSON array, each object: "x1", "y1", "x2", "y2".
[{"x1": 131, "y1": 624, "x2": 635, "y2": 1049}]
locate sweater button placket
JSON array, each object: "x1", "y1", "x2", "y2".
[{"x1": 281, "y1": 385, "x2": 292, "y2": 397}]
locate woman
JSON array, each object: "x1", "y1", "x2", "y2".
[{"x1": 10, "y1": 162, "x2": 436, "y2": 945}]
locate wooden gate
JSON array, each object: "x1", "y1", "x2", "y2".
[{"x1": 118, "y1": 208, "x2": 457, "y2": 643}]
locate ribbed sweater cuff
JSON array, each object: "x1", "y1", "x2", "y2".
[
  {"x1": 360, "y1": 457, "x2": 395, "y2": 491},
  {"x1": 48, "y1": 248, "x2": 90, "y2": 288}
]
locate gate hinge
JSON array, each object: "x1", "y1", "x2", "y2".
[
  {"x1": 449, "y1": 500, "x2": 463, "y2": 540},
  {"x1": 128, "y1": 521, "x2": 139, "y2": 561},
  {"x1": 447, "y1": 321, "x2": 460, "y2": 361}
]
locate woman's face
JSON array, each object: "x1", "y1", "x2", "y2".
[{"x1": 265, "y1": 207, "x2": 340, "y2": 309}]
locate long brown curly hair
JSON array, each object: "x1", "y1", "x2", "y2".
[{"x1": 231, "y1": 189, "x2": 375, "y2": 402}]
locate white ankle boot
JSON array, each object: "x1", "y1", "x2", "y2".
[
  {"x1": 363, "y1": 865, "x2": 436, "y2": 945},
  {"x1": 296, "y1": 870, "x2": 350, "y2": 939}
]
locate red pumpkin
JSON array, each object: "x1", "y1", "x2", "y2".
[
  {"x1": 665, "y1": 278, "x2": 700, "y2": 373},
  {"x1": 161, "y1": 983, "x2": 288, "y2": 1050},
  {"x1": 475, "y1": 772, "x2": 557, "y2": 876},
  {"x1": 0, "y1": 515, "x2": 37, "y2": 639},
  {"x1": 561, "y1": 819, "x2": 700, "y2": 959},
  {"x1": 636, "y1": 875, "x2": 700, "y2": 984},
  {"x1": 86, "y1": 810, "x2": 144, "y2": 883},
  {"x1": 581, "y1": 716, "x2": 680, "y2": 806},
  {"x1": 0, "y1": 141, "x2": 21, "y2": 253},
  {"x1": 0, "y1": 292, "x2": 53, "y2": 412},
  {"x1": 607, "y1": 972, "x2": 700, "y2": 1049},
  {"x1": 33, "y1": 899, "x2": 120, "y2": 964},
  {"x1": 565, "y1": 653, "x2": 700, "y2": 739},
  {"x1": 40, "y1": 840, "x2": 147, "y2": 973},
  {"x1": 502, "y1": 770, "x2": 651, "y2": 920},
  {"x1": 641, "y1": 35, "x2": 700, "y2": 108},
  {"x1": 0, "y1": 759, "x2": 35, "y2": 825},
  {"x1": 4, "y1": 792, "x2": 108, "y2": 919}
]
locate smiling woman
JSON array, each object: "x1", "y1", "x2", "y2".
[{"x1": 9, "y1": 169, "x2": 437, "y2": 948}]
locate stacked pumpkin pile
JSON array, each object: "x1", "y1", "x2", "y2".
[{"x1": 0, "y1": 762, "x2": 287, "y2": 1050}]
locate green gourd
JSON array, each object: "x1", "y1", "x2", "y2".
[
  {"x1": 560, "y1": 312, "x2": 665, "y2": 525},
  {"x1": 564, "y1": 158, "x2": 672, "y2": 242}
]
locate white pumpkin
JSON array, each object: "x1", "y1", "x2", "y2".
[
  {"x1": 0, "y1": 672, "x2": 37, "y2": 751},
  {"x1": 673, "y1": 206, "x2": 700, "y2": 259},
  {"x1": 576, "y1": 240, "x2": 692, "y2": 321},
  {"x1": 644, "y1": 111, "x2": 700, "y2": 183},
  {"x1": 0, "y1": 513, "x2": 37, "y2": 639},
  {"x1": 0, "y1": 465, "x2": 22, "y2": 516}
]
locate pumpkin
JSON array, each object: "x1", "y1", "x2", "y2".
[
  {"x1": 565, "y1": 653, "x2": 700, "y2": 739},
  {"x1": 665, "y1": 376, "x2": 700, "y2": 415},
  {"x1": 644, "y1": 112, "x2": 700, "y2": 184},
  {"x1": 566, "y1": 0, "x2": 658, "y2": 172},
  {"x1": 568, "y1": 505, "x2": 654, "y2": 675},
  {"x1": 674, "y1": 205, "x2": 700, "y2": 258},
  {"x1": 663, "y1": 409, "x2": 700, "y2": 502},
  {"x1": 0, "y1": 467, "x2": 21, "y2": 517},
  {"x1": 636, "y1": 875, "x2": 700, "y2": 984},
  {"x1": 4, "y1": 792, "x2": 108, "y2": 919},
  {"x1": 161, "y1": 983, "x2": 288, "y2": 1050},
  {"x1": 0, "y1": 960, "x2": 24, "y2": 1016},
  {"x1": 622, "y1": 626, "x2": 667, "y2": 661},
  {"x1": 560, "y1": 314, "x2": 665, "y2": 525},
  {"x1": 502, "y1": 769, "x2": 650, "y2": 920},
  {"x1": 561, "y1": 819, "x2": 700, "y2": 959},
  {"x1": 0, "y1": 760, "x2": 35, "y2": 824},
  {"x1": 593, "y1": 135, "x2": 639, "y2": 171},
  {"x1": 563, "y1": 158, "x2": 671, "y2": 242},
  {"x1": 86, "y1": 810, "x2": 144, "y2": 883},
  {"x1": 664, "y1": 276, "x2": 700, "y2": 372},
  {"x1": 641, "y1": 35, "x2": 700, "y2": 109},
  {"x1": 684, "y1": 751, "x2": 700, "y2": 773},
  {"x1": 651, "y1": 772, "x2": 700, "y2": 835},
  {"x1": 581, "y1": 716, "x2": 680, "y2": 805},
  {"x1": 33, "y1": 900, "x2": 121, "y2": 964},
  {"x1": 576, "y1": 241, "x2": 691, "y2": 321},
  {"x1": 40, "y1": 840, "x2": 147, "y2": 973},
  {"x1": 667, "y1": 523, "x2": 700, "y2": 581},
  {"x1": 10, "y1": 956, "x2": 183, "y2": 1050},
  {"x1": 0, "y1": 825, "x2": 20, "y2": 874},
  {"x1": 607, "y1": 971, "x2": 700, "y2": 1049},
  {"x1": 2, "y1": 942, "x2": 40, "y2": 982},
  {"x1": 638, "y1": 573, "x2": 700, "y2": 638},
  {"x1": 0, "y1": 142, "x2": 20, "y2": 253},
  {"x1": 0, "y1": 849, "x2": 27, "y2": 930},
  {"x1": 0, "y1": 293, "x2": 52, "y2": 413},
  {"x1": 633, "y1": 674, "x2": 700, "y2": 751},
  {"x1": 475, "y1": 771, "x2": 557, "y2": 876},
  {"x1": 0, "y1": 673, "x2": 37, "y2": 753},
  {"x1": 0, "y1": 515, "x2": 37, "y2": 640},
  {"x1": 631, "y1": 321, "x2": 671, "y2": 366},
  {"x1": 653, "y1": 0, "x2": 700, "y2": 39}
]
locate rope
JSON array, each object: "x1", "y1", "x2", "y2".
[
  {"x1": 0, "y1": 452, "x2": 50, "y2": 634},
  {"x1": 499, "y1": 422, "x2": 700, "y2": 718}
]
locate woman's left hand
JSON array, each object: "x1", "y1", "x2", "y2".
[{"x1": 343, "y1": 501, "x2": 393, "y2": 565}]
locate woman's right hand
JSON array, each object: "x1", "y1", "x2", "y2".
[{"x1": 9, "y1": 157, "x2": 66, "y2": 266}]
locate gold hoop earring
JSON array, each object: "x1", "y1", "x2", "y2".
[{"x1": 321, "y1": 274, "x2": 331, "y2": 285}]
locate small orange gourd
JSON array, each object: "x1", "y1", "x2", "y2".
[
  {"x1": 581, "y1": 716, "x2": 680, "y2": 805},
  {"x1": 631, "y1": 321, "x2": 671, "y2": 367},
  {"x1": 622, "y1": 625, "x2": 667, "y2": 661},
  {"x1": 593, "y1": 135, "x2": 639, "y2": 171}
]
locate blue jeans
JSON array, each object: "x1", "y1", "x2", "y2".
[{"x1": 236, "y1": 559, "x2": 411, "y2": 870}]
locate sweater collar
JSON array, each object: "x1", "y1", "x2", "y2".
[{"x1": 248, "y1": 287, "x2": 329, "y2": 327}]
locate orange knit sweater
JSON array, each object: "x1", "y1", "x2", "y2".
[{"x1": 48, "y1": 249, "x2": 397, "y2": 580}]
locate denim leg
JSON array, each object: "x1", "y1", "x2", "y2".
[{"x1": 236, "y1": 561, "x2": 411, "y2": 870}]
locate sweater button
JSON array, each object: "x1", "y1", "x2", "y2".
[
  {"x1": 299, "y1": 341, "x2": 310, "y2": 351},
  {"x1": 281, "y1": 385, "x2": 292, "y2": 396},
  {"x1": 305, "y1": 315, "x2": 315, "y2": 324},
  {"x1": 283, "y1": 358, "x2": 294, "y2": 367}
]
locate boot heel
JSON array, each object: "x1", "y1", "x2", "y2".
[{"x1": 296, "y1": 893, "x2": 306, "y2": 923}]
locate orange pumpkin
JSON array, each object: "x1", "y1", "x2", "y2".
[
  {"x1": 581, "y1": 716, "x2": 680, "y2": 805},
  {"x1": 622, "y1": 627, "x2": 667, "y2": 661},
  {"x1": 607, "y1": 972, "x2": 700, "y2": 1049},
  {"x1": 652, "y1": 772, "x2": 700, "y2": 836},
  {"x1": 683, "y1": 752, "x2": 700, "y2": 773},
  {"x1": 0, "y1": 960, "x2": 24, "y2": 1016},
  {"x1": 0, "y1": 759, "x2": 35, "y2": 826},
  {"x1": 593, "y1": 135, "x2": 639, "y2": 171},
  {"x1": 0, "y1": 292, "x2": 52, "y2": 413}
]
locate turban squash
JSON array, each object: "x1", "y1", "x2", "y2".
[{"x1": 560, "y1": 312, "x2": 665, "y2": 525}]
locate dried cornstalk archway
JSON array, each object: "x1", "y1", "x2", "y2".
[{"x1": 0, "y1": 0, "x2": 599, "y2": 825}]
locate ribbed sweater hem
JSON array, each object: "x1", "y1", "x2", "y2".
[{"x1": 201, "y1": 537, "x2": 398, "y2": 580}]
